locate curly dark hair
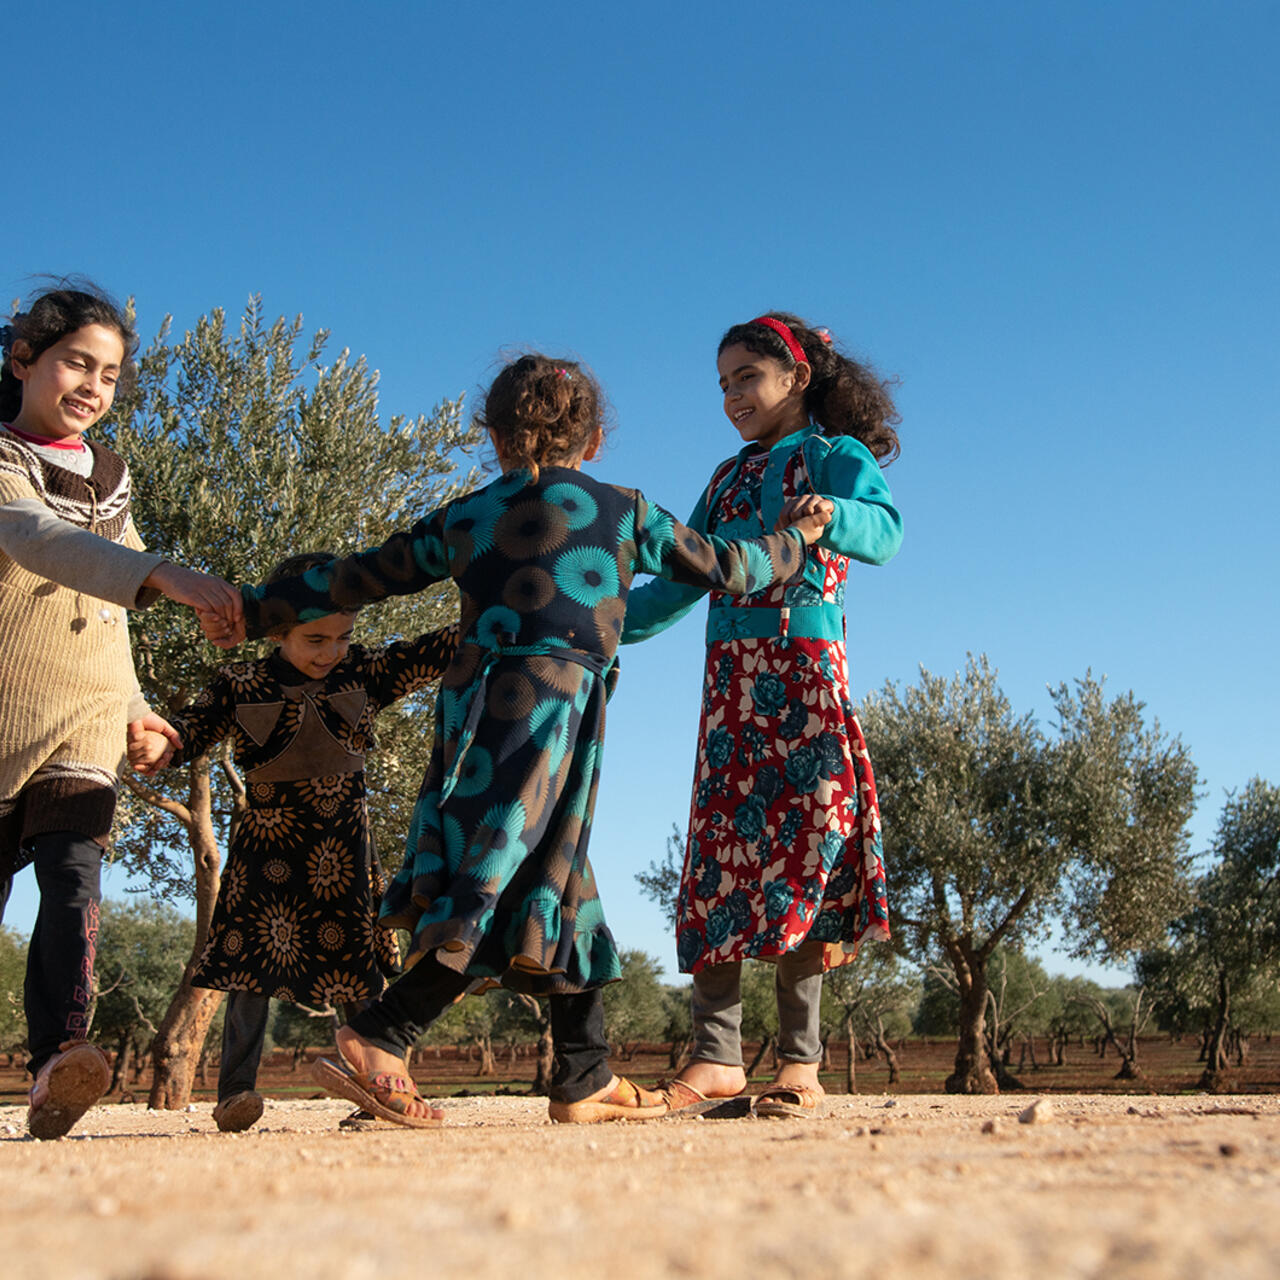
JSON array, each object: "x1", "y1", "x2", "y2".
[
  {"x1": 474, "y1": 353, "x2": 609, "y2": 482},
  {"x1": 717, "y1": 311, "x2": 900, "y2": 463},
  {"x1": 0, "y1": 280, "x2": 139, "y2": 423}
]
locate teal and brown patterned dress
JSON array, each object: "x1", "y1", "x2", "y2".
[
  {"x1": 241, "y1": 467, "x2": 808, "y2": 996},
  {"x1": 169, "y1": 631, "x2": 457, "y2": 1006}
]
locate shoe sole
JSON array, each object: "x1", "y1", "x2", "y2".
[
  {"x1": 28, "y1": 1045, "x2": 111, "y2": 1140},
  {"x1": 214, "y1": 1092, "x2": 265, "y2": 1132}
]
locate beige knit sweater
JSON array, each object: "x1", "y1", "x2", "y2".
[{"x1": 0, "y1": 428, "x2": 165, "y2": 872}]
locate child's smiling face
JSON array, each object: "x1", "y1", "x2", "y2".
[
  {"x1": 10, "y1": 323, "x2": 125, "y2": 441},
  {"x1": 717, "y1": 343, "x2": 809, "y2": 449},
  {"x1": 277, "y1": 611, "x2": 357, "y2": 679}
]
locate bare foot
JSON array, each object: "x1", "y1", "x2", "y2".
[
  {"x1": 771, "y1": 1060, "x2": 824, "y2": 1097},
  {"x1": 334, "y1": 1025, "x2": 443, "y2": 1122},
  {"x1": 670, "y1": 1059, "x2": 748, "y2": 1099}
]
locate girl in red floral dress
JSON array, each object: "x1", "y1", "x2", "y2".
[{"x1": 622, "y1": 313, "x2": 902, "y2": 1117}]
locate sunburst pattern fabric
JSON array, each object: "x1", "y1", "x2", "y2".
[{"x1": 170, "y1": 630, "x2": 457, "y2": 1005}]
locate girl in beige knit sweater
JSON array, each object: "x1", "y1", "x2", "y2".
[{"x1": 0, "y1": 282, "x2": 239, "y2": 1139}]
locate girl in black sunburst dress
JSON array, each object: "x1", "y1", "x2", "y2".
[{"x1": 204, "y1": 353, "x2": 833, "y2": 1126}]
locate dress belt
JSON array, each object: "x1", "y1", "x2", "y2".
[
  {"x1": 441, "y1": 637, "x2": 614, "y2": 802},
  {"x1": 706, "y1": 602, "x2": 845, "y2": 643}
]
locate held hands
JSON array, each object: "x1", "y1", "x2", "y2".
[
  {"x1": 775, "y1": 494, "x2": 834, "y2": 545},
  {"x1": 145, "y1": 562, "x2": 246, "y2": 648},
  {"x1": 127, "y1": 712, "x2": 182, "y2": 774}
]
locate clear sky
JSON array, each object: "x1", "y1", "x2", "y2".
[{"x1": 5, "y1": 1, "x2": 1277, "y2": 984}]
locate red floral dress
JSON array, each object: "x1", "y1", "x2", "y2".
[{"x1": 624, "y1": 429, "x2": 900, "y2": 975}]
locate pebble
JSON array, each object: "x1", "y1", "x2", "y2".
[
  {"x1": 89, "y1": 1195, "x2": 120, "y2": 1218},
  {"x1": 981, "y1": 1118, "x2": 1001, "y2": 1135},
  {"x1": 1019, "y1": 1098, "x2": 1055, "y2": 1125},
  {"x1": 1219, "y1": 1143, "x2": 1239, "y2": 1157}
]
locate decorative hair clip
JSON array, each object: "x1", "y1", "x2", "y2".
[
  {"x1": 815, "y1": 327, "x2": 833, "y2": 345},
  {"x1": 556, "y1": 367, "x2": 572, "y2": 381}
]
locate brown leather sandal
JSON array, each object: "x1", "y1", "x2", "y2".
[
  {"x1": 752, "y1": 1082, "x2": 826, "y2": 1119},
  {"x1": 311, "y1": 1056, "x2": 444, "y2": 1129},
  {"x1": 547, "y1": 1075, "x2": 669, "y2": 1124},
  {"x1": 657, "y1": 1077, "x2": 751, "y2": 1119}
]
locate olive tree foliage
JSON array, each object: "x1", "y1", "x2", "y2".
[
  {"x1": 1138, "y1": 778, "x2": 1280, "y2": 1088},
  {"x1": 860, "y1": 655, "x2": 1197, "y2": 1093},
  {"x1": 91, "y1": 899, "x2": 195, "y2": 1092},
  {"x1": 98, "y1": 299, "x2": 479, "y2": 1107},
  {"x1": 603, "y1": 950, "x2": 669, "y2": 1057},
  {"x1": 0, "y1": 925, "x2": 26, "y2": 1055}
]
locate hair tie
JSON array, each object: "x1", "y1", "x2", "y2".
[
  {"x1": 750, "y1": 315, "x2": 808, "y2": 366},
  {"x1": 815, "y1": 327, "x2": 833, "y2": 345}
]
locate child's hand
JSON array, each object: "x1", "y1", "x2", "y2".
[
  {"x1": 146, "y1": 563, "x2": 244, "y2": 637},
  {"x1": 776, "y1": 495, "x2": 834, "y2": 545},
  {"x1": 127, "y1": 713, "x2": 182, "y2": 774},
  {"x1": 197, "y1": 604, "x2": 246, "y2": 649}
]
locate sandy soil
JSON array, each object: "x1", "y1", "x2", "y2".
[{"x1": 1, "y1": 1092, "x2": 1278, "y2": 1279}]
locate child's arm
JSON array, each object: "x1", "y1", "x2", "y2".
[
  {"x1": 620, "y1": 488, "x2": 713, "y2": 645},
  {"x1": 362, "y1": 622, "x2": 461, "y2": 708},
  {"x1": 229, "y1": 510, "x2": 451, "y2": 646},
  {"x1": 133, "y1": 671, "x2": 238, "y2": 772},
  {"x1": 0, "y1": 493, "x2": 240, "y2": 616},
  {"x1": 632, "y1": 493, "x2": 822, "y2": 598},
  {"x1": 811, "y1": 437, "x2": 904, "y2": 565}
]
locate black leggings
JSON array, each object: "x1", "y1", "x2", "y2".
[
  {"x1": 0, "y1": 831, "x2": 102, "y2": 1075},
  {"x1": 348, "y1": 956, "x2": 612, "y2": 1103}
]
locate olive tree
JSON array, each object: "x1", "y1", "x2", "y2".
[
  {"x1": 1138, "y1": 778, "x2": 1280, "y2": 1088},
  {"x1": 101, "y1": 298, "x2": 478, "y2": 1107},
  {"x1": 860, "y1": 656, "x2": 1197, "y2": 1093}
]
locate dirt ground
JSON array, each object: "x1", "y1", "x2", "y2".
[{"x1": 2, "y1": 1090, "x2": 1278, "y2": 1280}]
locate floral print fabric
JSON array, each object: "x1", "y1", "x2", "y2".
[
  {"x1": 170, "y1": 632, "x2": 456, "y2": 1005},
  {"x1": 675, "y1": 449, "x2": 891, "y2": 974}
]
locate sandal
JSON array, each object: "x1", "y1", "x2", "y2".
[
  {"x1": 657, "y1": 1078, "x2": 751, "y2": 1120},
  {"x1": 310, "y1": 1056, "x2": 444, "y2": 1129},
  {"x1": 27, "y1": 1041, "x2": 111, "y2": 1140},
  {"x1": 752, "y1": 1082, "x2": 826, "y2": 1119},
  {"x1": 548, "y1": 1076, "x2": 669, "y2": 1124},
  {"x1": 213, "y1": 1090, "x2": 264, "y2": 1133}
]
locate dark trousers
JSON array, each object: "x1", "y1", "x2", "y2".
[
  {"x1": 349, "y1": 956, "x2": 612, "y2": 1103},
  {"x1": 0, "y1": 831, "x2": 103, "y2": 1076},
  {"x1": 218, "y1": 991, "x2": 271, "y2": 1101}
]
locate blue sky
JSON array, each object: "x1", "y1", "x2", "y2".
[{"x1": 5, "y1": 1, "x2": 1277, "y2": 984}]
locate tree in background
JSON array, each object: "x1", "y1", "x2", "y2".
[
  {"x1": 92, "y1": 899, "x2": 195, "y2": 1094},
  {"x1": 100, "y1": 298, "x2": 477, "y2": 1108},
  {"x1": 1139, "y1": 778, "x2": 1280, "y2": 1088},
  {"x1": 822, "y1": 947, "x2": 918, "y2": 1091},
  {"x1": 0, "y1": 926, "x2": 26, "y2": 1059},
  {"x1": 603, "y1": 951, "x2": 669, "y2": 1059},
  {"x1": 861, "y1": 656, "x2": 1197, "y2": 1093}
]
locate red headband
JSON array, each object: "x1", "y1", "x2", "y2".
[{"x1": 751, "y1": 315, "x2": 808, "y2": 366}]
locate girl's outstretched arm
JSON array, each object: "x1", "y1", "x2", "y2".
[
  {"x1": 813, "y1": 436, "x2": 903, "y2": 564},
  {"x1": 238, "y1": 510, "x2": 451, "y2": 640},
  {"x1": 632, "y1": 493, "x2": 815, "y2": 597},
  {"x1": 621, "y1": 487, "x2": 713, "y2": 644}
]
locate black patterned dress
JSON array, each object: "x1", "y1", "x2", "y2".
[
  {"x1": 242, "y1": 467, "x2": 808, "y2": 996},
  {"x1": 170, "y1": 631, "x2": 457, "y2": 1006}
]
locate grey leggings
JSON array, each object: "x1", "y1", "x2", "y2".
[{"x1": 690, "y1": 940, "x2": 825, "y2": 1066}]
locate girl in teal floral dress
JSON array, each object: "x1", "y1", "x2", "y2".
[
  {"x1": 211, "y1": 353, "x2": 832, "y2": 1125},
  {"x1": 622, "y1": 313, "x2": 902, "y2": 1119}
]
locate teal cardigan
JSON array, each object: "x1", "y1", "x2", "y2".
[{"x1": 621, "y1": 424, "x2": 902, "y2": 644}]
